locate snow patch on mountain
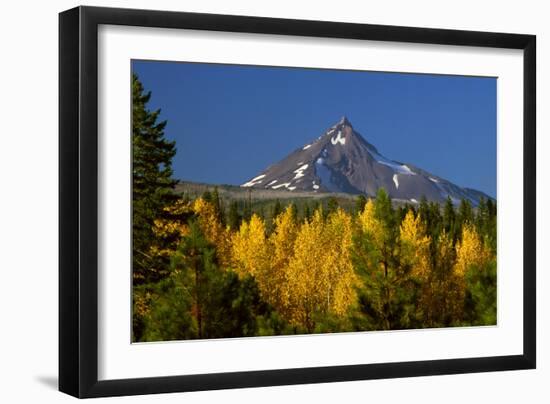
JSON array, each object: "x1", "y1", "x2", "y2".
[
  {"x1": 272, "y1": 182, "x2": 292, "y2": 190},
  {"x1": 293, "y1": 164, "x2": 309, "y2": 179},
  {"x1": 369, "y1": 149, "x2": 414, "y2": 175},
  {"x1": 331, "y1": 131, "x2": 346, "y2": 145},
  {"x1": 393, "y1": 174, "x2": 399, "y2": 189},
  {"x1": 242, "y1": 174, "x2": 266, "y2": 187},
  {"x1": 303, "y1": 144, "x2": 311, "y2": 150}
]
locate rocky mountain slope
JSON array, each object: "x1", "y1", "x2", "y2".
[{"x1": 241, "y1": 117, "x2": 492, "y2": 205}]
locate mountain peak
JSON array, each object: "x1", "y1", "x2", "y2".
[
  {"x1": 241, "y1": 119, "x2": 491, "y2": 206},
  {"x1": 337, "y1": 116, "x2": 352, "y2": 127}
]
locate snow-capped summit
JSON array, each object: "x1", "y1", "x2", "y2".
[{"x1": 241, "y1": 117, "x2": 492, "y2": 205}]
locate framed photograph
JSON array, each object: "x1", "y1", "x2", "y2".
[{"x1": 59, "y1": 6, "x2": 536, "y2": 398}]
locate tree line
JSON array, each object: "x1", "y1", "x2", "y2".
[{"x1": 132, "y1": 74, "x2": 497, "y2": 342}]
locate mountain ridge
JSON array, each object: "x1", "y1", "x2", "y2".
[{"x1": 241, "y1": 117, "x2": 493, "y2": 206}]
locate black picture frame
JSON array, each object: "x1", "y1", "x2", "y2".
[{"x1": 59, "y1": 5, "x2": 536, "y2": 398}]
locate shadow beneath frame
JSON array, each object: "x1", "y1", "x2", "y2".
[{"x1": 35, "y1": 375, "x2": 58, "y2": 390}]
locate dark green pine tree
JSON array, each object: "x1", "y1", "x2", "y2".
[
  {"x1": 475, "y1": 197, "x2": 488, "y2": 236},
  {"x1": 272, "y1": 199, "x2": 282, "y2": 220},
  {"x1": 457, "y1": 199, "x2": 474, "y2": 228},
  {"x1": 132, "y1": 73, "x2": 177, "y2": 285},
  {"x1": 288, "y1": 202, "x2": 298, "y2": 222},
  {"x1": 243, "y1": 189, "x2": 253, "y2": 221},
  {"x1": 214, "y1": 188, "x2": 224, "y2": 222},
  {"x1": 375, "y1": 188, "x2": 396, "y2": 231},
  {"x1": 443, "y1": 196, "x2": 456, "y2": 239},
  {"x1": 228, "y1": 201, "x2": 241, "y2": 230},
  {"x1": 201, "y1": 190, "x2": 213, "y2": 203},
  {"x1": 355, "y1": 194, "x2": 367, "y2": 214},
  {"x1": 485, "y1": 198, "x2": 497, "y2": 252},
  {"x1": 303, "y1": 202, "x2": 312, "y2": 223},
  {"x1": 140, "y1": 221, "x2": 277, "y2": 341},
  {"x1": 326, "y1": 197, "x2": 339, "y2": 216}
]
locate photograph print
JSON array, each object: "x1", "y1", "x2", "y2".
[{"x1": 131, "y1": 60, "x2": 497, "y2": 343}]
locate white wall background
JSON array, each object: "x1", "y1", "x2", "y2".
[{"x1": 0, "y1": 0, "x2": 546, "y2": 402}]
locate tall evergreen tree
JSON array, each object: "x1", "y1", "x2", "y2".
[
  {"x1": 243, "y1": 189, "x2": 253, "y2": 221},
  {"x1": 355, "y1": 194, "x2": 367, "y2": 214},
  {"x1": 272, "y1": 199, "x2": 282, "y2": 220},
  {"x1": 228, "y1": 201, "x2": 241, "y2": 230},
  {"x1": 485, "y1": 198, "x2": 497, "y2": 252},
  {"x1": 443, "y1": 197, "x2": 456, "y2": 239},
  {"x1": 132, "y1": 73, "x2": 177, "y2": 284},
  {"x1": 457, "y1": 199, "x2": 474, "y2": 229},
  {"x1": 210, "y1": 187, "x2": 225, "y2": 225},
  {"x1": 201, "y1": 190, "x2": 213, "y2": 203},
  {"x1": 303, "y1": 202, "x2": 312, "y2": 223}
]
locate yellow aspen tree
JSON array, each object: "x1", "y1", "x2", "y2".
[
  {"x1": 231, "y1": 214, "x2": 270, "y2": 280},
  {"x1": 357, "y1": 199, "x2": 385, "y2": 249},
  {"x1": 267, "y1": 205, "x2": 298, "y2": 315},
  {"x1": 192, "y1": 197, "x2": 232, "y2": 268},
  {"x1": 286, "y1": 209, "x2": 325, "y2": 331},
  {"x1": 454, "y1": 223, "x2": 490, "y2": 278},
  {"x1": 399, "y1": 210, "x2": 431, "y2": 279},
  {"x1": 286, "y1": 208, "x2": 357, "y2": 332},
  {"x1": 322, "y1": 208, "x2": 357, "y2": 316},
  {"x1": 450, "y1": 223, "x2": 491, "y2": 323}
]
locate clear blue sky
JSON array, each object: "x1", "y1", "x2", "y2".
[{"x1": 132, "y1": 60, "x2": 497, "y2": 198}]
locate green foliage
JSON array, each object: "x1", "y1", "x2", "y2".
[
  {"x1": 135, "y1": 274, "x2": 197, "y2": 342},
  {"x1": 352, "y1": 225, "x2": 421, "y2": 330},
  {"x1": 443, "y1": 197, "x2": 457, "y2": 240},
  {"x1": 135, "y1": 220, "x2": 285, "y2": 341},
  {"x1": 303, "y1": 202, "x2": 312, "y2": 223},
  {"x1": 355, "y1": 195, "x2": 367, "y2": 214},
  {"x1": 326, "y1": 196, "x2": 339, "y2": 216},
  {"x1": 272, "y1": 199, "x2": 282, "y2": 220},
  {"x1": 132, "y1": 73, "x2": 177, "y2": 284},
  {"x1": 374, "y1": 188, "x2": 395, "y2": 229},
  {"x1": 458, "y1": 199, "x2": 474, "y2": 227},
  {"x1": 228, "y1": 201, "x2": 241, "y2": 230},
  {"x1": 463, "y1": 260, "x2": 497, "y2": 326},
  {"x1": 243, "y1": 189, "x2": 253, "y2": 221}
]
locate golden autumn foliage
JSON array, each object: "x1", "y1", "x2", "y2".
[
  {"x1": 322, "y1": 209, "x2": 357, "y2": 316},
  {"x1": 135, "y1": 189, "x2": 497, "y2": 341},
  {"x1": 286, "y1": 208, "x2": 357, "y2": 331},
  {"x1": 358, "y1": 199, "x2": 385, "y2": 248},
  {"x1": 192, "y1": 198, "x2": 233, "y2": 268},
  {"x1": 150, "y1": 197, "x2": 232, "y2": 267},
  {"x1": 454, "y1": 223, "x2": 491, "y2": 278},
  {"x1": 418, "y1": 229, "x2": 458, "y2": 326},
  {"x1": 232, "y1": 213, "x2": 270, "y2": 279},
  {"x1": 230, "y1": 207, "x2": 358, "y2": 332},
  {"x1": 266, "y1": 206, "x2": 298, "y2": 314},
  {"x1": 399, "y1": 210, "x2": 431, "y2": 279}
]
